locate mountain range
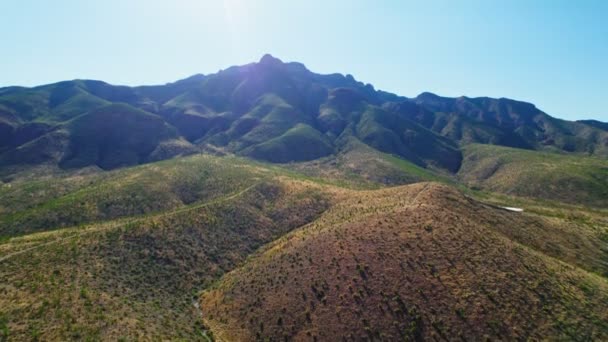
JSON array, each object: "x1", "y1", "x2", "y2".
[{"x1": 1, "y1": 54, "x2": 606, "y2": 174}]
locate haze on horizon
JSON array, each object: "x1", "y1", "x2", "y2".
[{"x1": 1, "y1": 0, "x2": 606, "y2": 121}]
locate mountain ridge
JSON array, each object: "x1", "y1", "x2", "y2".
[{"x1": 1, "y1": 54, "x2": 606, "y2": 178}]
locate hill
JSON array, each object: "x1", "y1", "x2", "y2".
[
  {"x1": 0, "y1": 154, "x2": 265, "y2": 237},
  {"x1": 0, "y1": 154, "x2": 334, "y2": 340},
  {"x1": 200, "y1": 183, "x2": 608, "y2": 341}
]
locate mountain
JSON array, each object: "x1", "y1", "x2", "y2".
[
  {"x1": 1, "y1": 54, "x2": 606, "y2": 177},
  {"x1": 407, "y1": 93, "x2": 608, "y2": 155}
]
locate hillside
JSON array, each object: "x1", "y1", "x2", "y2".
[
  {"x1": 459, "y1": 144, "x2": 608, "y2": 207},
  {"x1": 0, "y1": 155, "x2": 264, "y2": 237},
  {"x1": 0, "y1": 155, "x2": 335, "y2": 340},
  {"x1": 201, "y1": 183, "x2": 608, "y2": 341}
]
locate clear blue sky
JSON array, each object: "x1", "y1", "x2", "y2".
[{"x1": 1, "y1": 0, "x2": 606, "y2": 120}]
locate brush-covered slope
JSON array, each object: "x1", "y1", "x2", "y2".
[
  {"x1": 0, "y1": 155, "x2": 333, "y2": 340},
  {"x1": 0, "y1": 80, "x2": 133, "y2": 124},
  {"x1": 0, "y1": 155, "x2": 265, "y2": 237},
  {"x1": 459, "y1": 144, "x2": 608, "y2": 207},
  {"x1": 201, "y1": 183, "x2": 608, "y2": 341},
  {"x1": 356, "y1": 104, "x2": 461, "y2": 171}
]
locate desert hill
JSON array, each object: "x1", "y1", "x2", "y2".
[{"x1": 201, "y1": 182, "x2": 608, "y2": 341}]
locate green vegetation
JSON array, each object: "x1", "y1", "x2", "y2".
[
  {"x1": 410, "y1": 93, "x2": 608, "y2": 156},
  {"x1": 380, "y1": 152, "x2": 449, "y2": 183},
  {"x1": 0, "y1": 154, "x2": 262, "y2": 236},
  {"x1": 61, "y1": 104, "x2": 184, "y2": 169},
  {"x1": 459, "y1": 143, "x2": 608, "y2": 207},
  {"x1": 356, "y1": 105, "x2": 462, "y2": 171},
  {"x1": 283, "y1": 137, "x2": 450, "y2": 188},
  {"x1": 244, "y1": 123, "x2": 333, "y2": 162}
]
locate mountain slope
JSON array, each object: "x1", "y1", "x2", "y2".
[{"x1": 200, "y1": 183, "x2": 608, "y2": 341}]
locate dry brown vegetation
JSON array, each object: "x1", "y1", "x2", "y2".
[
  {"x1": 201, "y1": 183, "x2": 608, "y2": 341},
  {"x1": 2, "y1": 153, "x2": 607, "y2": 341}
]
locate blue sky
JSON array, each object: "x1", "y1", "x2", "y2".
[{"x1": 1, "y1": 0, "x2": 606, "y2": 120}]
